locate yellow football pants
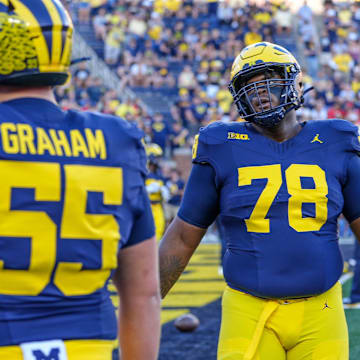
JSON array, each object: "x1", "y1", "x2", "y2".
[
  {"x1": 151, "y1": 202, "x2": 165, "y2": 241},
  {"x1": 0, "y1": 339, "x2": 114, "y2": 360},
  {"x1": 218, "y1": 282, "x2": 348, "y2": 360}
]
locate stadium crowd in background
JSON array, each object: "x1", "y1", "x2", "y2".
[{"x1": 55, "y1": 0, "x2": 360, "y2": 229}]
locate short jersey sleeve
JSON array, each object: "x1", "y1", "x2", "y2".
[
  {"x1": 342, "y1": 154, "x2": 360, "y2": 223},
  {"x1": 178, "y1": 163, "x2": 219, "y2": 229},
  {"x1": 123, "y1": 120, "x2": 148, "y2": 178},
  {"x1": 192, "y1": 131, "x2": 211, "y2": 165},
  {"x1": 328, "y1": 120, "x2": 360, "y2": 223},
  {"x1": 191, "y1": 121, "x2": 229, "y2": 182},
  {"x1": 116, "y1": 120, "x2": 154, "y2": 247},
  {"x1": 329, "y1": 119, "x2": 360, "y2": 155},
  {"x1": 126, "y1": 184, "x2": 155, "y2": 247}
]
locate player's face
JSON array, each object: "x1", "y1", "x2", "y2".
[{"x1": 245, "y1": 72, "x2": 283, "y2": 113}]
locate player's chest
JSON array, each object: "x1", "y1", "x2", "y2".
[{"x1": 218, "y1": 150, "x2": 345, "y2": 226}]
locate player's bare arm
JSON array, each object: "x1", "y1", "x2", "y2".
[
  {"x1": 159, "y1": 216, "x2": 206, "y2": 298},
  {"x1": 350, "y1": 218, "x2": 360, "y2": 243},
  {"x1": 113, "y1": 236, "x2": 161, "y2": 360}
]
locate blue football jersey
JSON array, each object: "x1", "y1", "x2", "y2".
[
  {"x1": 0, "y1": 98, "x2": 154, "y2": 345},
  {"x1": 191, "y1": 120, "x2": 360, "y2": 298}
]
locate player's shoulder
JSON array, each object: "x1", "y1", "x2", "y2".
[
  {"x1": 198, "y1": 121, "x2": 247, "y2": 145},
  {"x1": 70, "y1": 110, "x2": 147, "y2": 172},
  {"x1": 68, "y1": 110, "x2": 144, "y2": 141},
  {"x1": 0, "y1": 102, "x2": 11, "y2": 115},
  {"x1": 307, "y1": 119, "x2": 358, "y2": 136},
  {"x1": 306, "y1": 119, "x2": 360, "y2": 153},
  {"x1": 193, "y1": 121, "x2": 247, "y2": 164}
]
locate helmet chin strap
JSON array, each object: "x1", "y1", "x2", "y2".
[{"x1": 252, "y1": 107, "x2": 285, "y2": 128}]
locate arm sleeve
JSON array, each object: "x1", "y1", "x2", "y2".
[
  {"x1": 126, "y1": 185, "x2": 155, "y2": 248},
  {"x1": 342, "y1": 154, "x2": 360, "y2": 223},
  {"x1": 178, "y1": 163, "x2": 220, "y2": 229}
]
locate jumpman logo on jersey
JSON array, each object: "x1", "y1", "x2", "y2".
[
  {"x1": 322, "y1": 300, "x2": 332, "y2": 310},
  {"x1": 311, "y1": 134, "x2": 324, "y2": 144}
]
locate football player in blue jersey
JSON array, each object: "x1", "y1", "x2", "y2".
[
  {"x1": 0, "y1": 1, "x2": 160, "y2": 360},
  {"x1": 159, "y1": 42, "x2": 360, "y2": 359}
]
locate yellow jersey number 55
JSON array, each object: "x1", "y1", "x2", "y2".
[{"x1": 0, "y1": 160, "x2": 122, "y2": 296}]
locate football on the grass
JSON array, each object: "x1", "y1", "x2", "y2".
[{"x1": 174, "y1": 313, "x2": 200, "y2": 332}]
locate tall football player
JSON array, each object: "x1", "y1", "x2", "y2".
[
  {"x1": 159, "y1": 42, "x2": 360, "y2": 359},
  {"x1": 0, "y1": 1, "x2": 160, "y2": 360}
]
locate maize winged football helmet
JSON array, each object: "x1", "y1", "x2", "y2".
[
  {"x1": 0, "y1": 0, "x2": 73, "y2": 86},
  {"x1": 229, "y1": 42, "x2": 304, "y2": 127},
  {"x1": 145, "y1": 143, "x2": 163, "y2": 162}
]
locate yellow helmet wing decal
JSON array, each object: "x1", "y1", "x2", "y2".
[{"x1": 0, "y1": 0, "x2": 50, "y2": 65}]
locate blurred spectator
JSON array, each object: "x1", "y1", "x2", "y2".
[
  {"x1": 93, "y1": 8, "x2": 108, "y2": 41},
  {"x1": 87, "y1": 76, "x2": 106, "y2": 105},
  {"x1": 151, "y1": 112, "x2": 171, "y2": 152},
  {"x1": 73, "y1": 62, "x2": 91, "y2": 84},
  {"x1": 178, "y1": 65, "x2": 197, "y2": 91},
  {"x1": 311, "y1": 98, "x2": 328, "y2": 120},
  {"x1": 129, "y1": 59, "x2": 154, "y2": 86},
  {"x1": 217, "y1": 3, "x2": 233, "y2": 26},
  {"x1": 77, "y1": 0, "x2": 91, "y2": 23},
  {"x1": 169, "y1": 122, "x2": 189, "y2": 154},
  {"x1": 164, "y1": 169, "x2": 185, "y2": 226},
  {"x1": 243, "y1": 20, "x2": 262, "y2": 46},
  {"x1": 327, "y1": 97, "x2": 347, "y2": 119},
  {"x1": 299, "y1": 19, "x2": 316, "y2": 45},
  {"x1": 298, "y1": 1, "x2": 313, "y2": 25},
  {"x1": 273, "y1": 3, "x2": 292, "y2": 34},
  {"x1": 128, "y1": 12, "x2": 147, "y2": 37},
  {"x1": 104, "y1": 25, "x2": 124, "y2": 65},
  {"x1": 304, "y1": 40, "x2": 319, "y2": 79}
]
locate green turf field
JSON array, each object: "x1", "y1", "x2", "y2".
[{"x1": 342, "y1": 277, "x2": 360, "y2": 360}]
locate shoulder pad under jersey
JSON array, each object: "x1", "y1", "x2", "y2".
[
  {"x1": 328, "y1": 119, "x2": 360, "y2": 155},
  {"x1": 79, "y1": 111, "x2": 148, "y2": 174},
  {"x1": 80, "y1": 111, "x2": 144, "y2": 140},
  {"x1": 192, "y1": 121, "x2": 230, "y2": 164}
]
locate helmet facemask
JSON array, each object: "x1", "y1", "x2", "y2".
[{"x1": 229, "y1": 62, "x2": 302, "y2": 128}]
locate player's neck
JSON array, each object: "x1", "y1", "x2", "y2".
[
  {"x1": 252, "y1": 113, "x2": 302, "y2": 143},
  {"x1": 0, "y1": 86, "x2": 57, "y2": 104}
]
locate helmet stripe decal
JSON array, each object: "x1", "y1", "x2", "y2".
[
  {"x1": 51, "y1": 0, "x2": 71, "y2": 27},
  {"x1": 0, "y1": 0, "x2": 50, "y2": 65},
  {"x1": 61, "y1": 25, "x2": 72, "y2": 68},
  {"x1": 273, "y1": 45, "x2": 290, "y2": 54},
  {"x1": 41, "y1": 0, "x2": 63, "y2": 65},
  {"x1": 50, "y1": 0, "x2": 73, "y2": 66},
  {"x1": 20, "y1": 0, "x2": 55, "y2": 63}
]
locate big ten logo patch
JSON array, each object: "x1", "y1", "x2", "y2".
[
  {"x1": 227, "y1": 132, "x2": 250, "y2": 140},
  {"x1": 21, "y1": 340, "x2": 67, "y2": 360}
]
